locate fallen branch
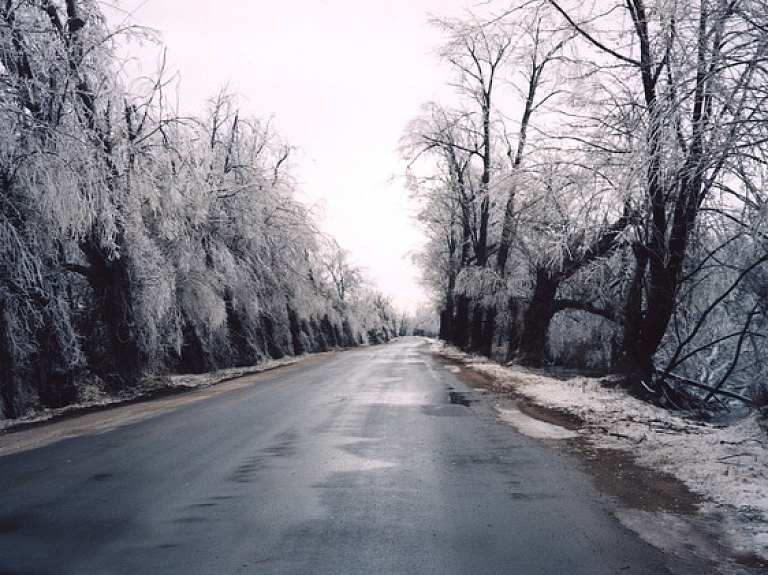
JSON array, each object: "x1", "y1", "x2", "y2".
[
  {"x1": 656, "y1": 370, "x2": 754, "y2": 406},
  {"x1": 596, "y1": 426, "x2": 634, "y2": 440},
  {"x1": 718, "y1": 453, "x2": 754, "y2": 461}
]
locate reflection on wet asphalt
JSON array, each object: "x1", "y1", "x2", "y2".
[{"x1": 0, "y1": 339, "x2": 672, "y2": 574}]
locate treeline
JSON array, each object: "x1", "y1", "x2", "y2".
[
  {"x1": 405, "y1": 0, "x2": 768, "y2": 408},
  {"x1": 0, "y1": 0, "x2": 397, "y2": 419}
]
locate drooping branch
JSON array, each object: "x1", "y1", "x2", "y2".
[
  {"x1": 553, "y1": 298, "x2": 616, "y2": 322},
  {"x1": 702, "y1": 303, "x2": 760, "y2": 403},
  {"x1": 659, "y1": 251, "x2": 768, "y2": 381}
]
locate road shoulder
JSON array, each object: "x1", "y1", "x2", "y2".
[
  {"x1": 0, "y1": 352, "x2": 337, "y2": 456},
  {"x1": 431, "y1": 342, "x2": 768, "y2": 575}
]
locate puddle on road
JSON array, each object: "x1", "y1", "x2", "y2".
[
  {"x1": 325, "y1": 439, "x2": 395, "y2": 474},
  {"x1": 508, "y1": 491, "x2": 561, "y2": 501},
  {"x1": 421, "y1": 390, "x2": 476, "y2": 417},
  {"x1": 448, "y1": 391, "x2": 474, "y2": 407},
  {"x1": 374, "y1": 377, "x2": 404, "y2": 384},
  {"x1": 422, "y1": 404, "x2": 469, "y2": 417}
]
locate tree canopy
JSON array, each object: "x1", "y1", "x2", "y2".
[{"x1": 0, "y1": 0, "x2": 397, "y2": 419}]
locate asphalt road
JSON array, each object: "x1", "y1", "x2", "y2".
[{"x1": 0, "y1": 339, "x2": 672, "y2": 574}]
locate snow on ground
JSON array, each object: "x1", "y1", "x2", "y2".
[
  {"x1": 433, "y1": 341, "x2": 768, "y2": 564},
  {"x1": 496, "y1": 403, "x2": 580, "y2": 440}
]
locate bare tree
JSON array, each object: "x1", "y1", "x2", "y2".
[
  {"x1": 433, "y1": 15, "x2": 512, "y2": 354},
  {"x1": 489, "y1": 6, "x2": 574, "y2": 363},
  {"x1": 403, "y1": 103, "x2": 483, "y2": 350},
  {"x1": 320, "y1": 238, "x2": 364, "y2": 303},
  {"x1": 548, "y1": 0, "x2": 768, "y2": 393},
  {"x1": 0, "y1": 0, "x2": 126, "y2": 411}
]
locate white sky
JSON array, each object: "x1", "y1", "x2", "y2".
[{"x1": 105, "y1": 0, "x2": 478, "y2": 311}]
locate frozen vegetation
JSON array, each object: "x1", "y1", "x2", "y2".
[
  {"x1": 405, "y1": 0, "x2": 768, "y2": 411},
  {"x1": 2, "y1": 4, "x2": 768, "y2": 569},
  {"x1": 0, "y1": 1, "x2": 398, "y2": 420}
]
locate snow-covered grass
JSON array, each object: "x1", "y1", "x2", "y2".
[{"x1": 433, "y1": 341, "x2": 768, "y2": 564}]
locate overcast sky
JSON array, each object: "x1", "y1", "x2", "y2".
[{"x1": 105, "y1": 0, "x2": 477, "y2": 311}]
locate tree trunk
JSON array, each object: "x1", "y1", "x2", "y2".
[
  {"x1": 518, "y1": 268, "x2": 560, "y2": 367},
  {"x1": 287, "y1": 306, "x2": 305, "y2": 356},
  {"x1": 615, "y1": 244, "x2": 648, "y2": 376},
  {"x1": 178, "y1": 321, "x2": 207, "y2": 375},
  {"x1": 310, "y1": 318, "x2": 329, "y2": 352},
  {"x1": 34, "y1": 316, "x2": 78, "y2": 409},
  {"x1": 0, "y1": 298, "x2": 19, "y2": 419},
  {"x1": 439, "y1": 293, "x2": 455, "y2": 342},
  {"x1": 453, "y1": 294, "x2": 471, "y2": 350},
  {"x1": 261, "y1": 314, "x2": 285, "y2": 359},
  {"x1": 616, "y1": 237, "x2": 681, "y2": 389},
  {"x1": 342, "y1": 321, "x2": 356, "y2": 347},
  {"x1": 320, "y1": 315, "x2": 337, "y2": 348},
  {"x1": 480, "y1": 305, "x2": 496, "y2": 357},
  {"x1": 439, "y1": 310, "x2": 450, "y2": 341},
  {"x1": 468, "y1": 304, "x2": 497, "y2": 357},
  {"x1": 78, "y1": 235, "x2": 142, "y2": 389},
  {"x1": 469, "y1": 304, "x2": 484, "y2": 353},
  {"x1": 225, "y1": 290, "x2": 250, "y2": 365},
  {"x1": 504, "y1": 297, "x2": 522, "y2": 364}
]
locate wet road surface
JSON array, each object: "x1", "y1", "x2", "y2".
[{"x1": 0, "y1": 339, "x2": 672, "y2": 574}]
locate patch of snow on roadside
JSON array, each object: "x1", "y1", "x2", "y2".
[{"x1": 496, "y1": 403, "x2": 579, "y2": 439}]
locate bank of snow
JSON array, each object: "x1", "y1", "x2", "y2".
[{"x1": 433, "y1": 342, "x2": 768, "y2": 566}]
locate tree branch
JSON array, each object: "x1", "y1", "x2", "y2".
[
  {"x1": 548, "y1": 0, "x2": 641, "y2": 67},
  {"x1": 553, "y1": 298, "x2": 616, "y2": 321}
]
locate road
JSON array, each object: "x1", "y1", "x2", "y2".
[{"x1": 0, "y1": 339, "x2": 672, "y2": 574}]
